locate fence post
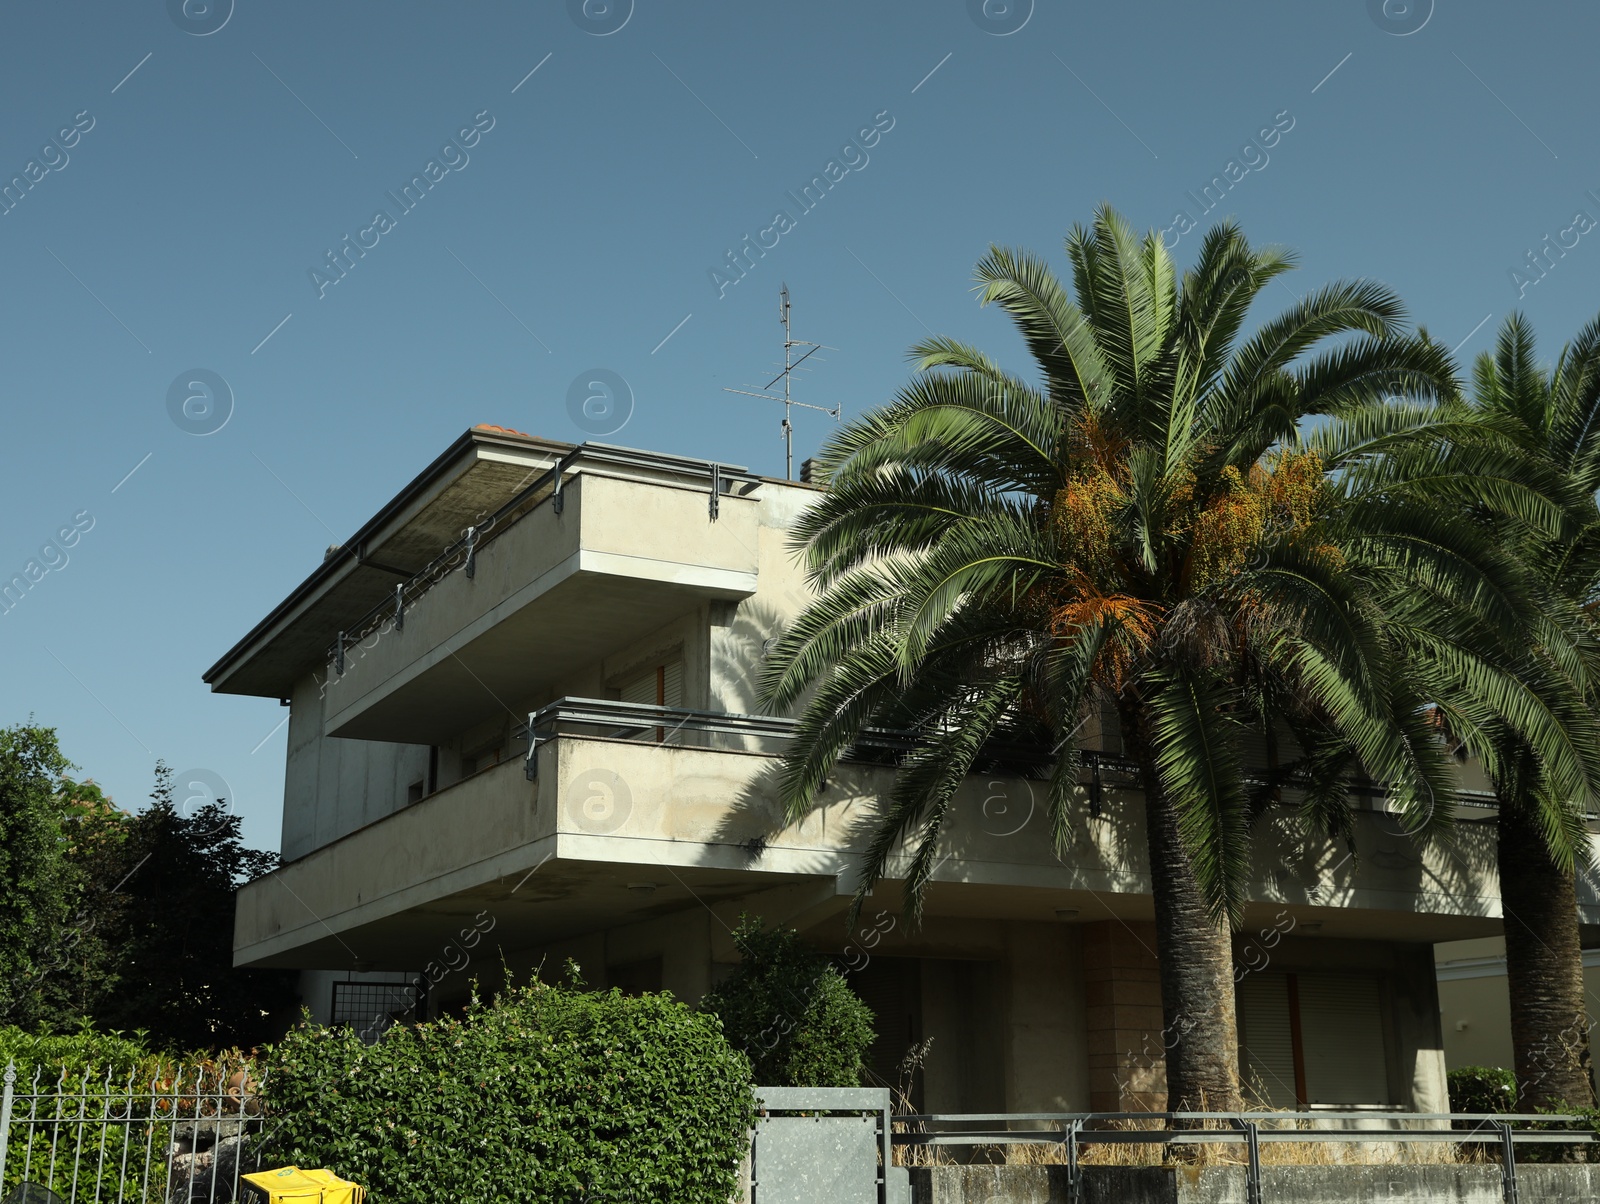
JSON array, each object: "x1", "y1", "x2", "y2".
[
  {"x1": 1497, "y1": 1121, "x2": 1518, "y2": 1204},
  {"x1": 1063, "y1": 1118, "x2": 1080, "y2": 1203},
  {"x1": 0, "y1": 1061, "x2": 15, "y2": 1189},
  {"x1": 1239, "y1": 1119, "x2": 1263, "y2": 1204}
]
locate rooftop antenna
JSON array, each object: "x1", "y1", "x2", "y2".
[{"x1": 724, "y1": 283, "x2": 839, "y2": 480}]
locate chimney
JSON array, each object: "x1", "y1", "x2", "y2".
[{"x1": 799, "y1": 458, "x2": 818, "y2": 484}]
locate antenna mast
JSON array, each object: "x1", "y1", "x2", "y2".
[{"x1": 724, "y1": 283, "x2": 839, "y2": 480}]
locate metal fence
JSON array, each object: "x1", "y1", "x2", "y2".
[
  {"x1": 0, "y1": 1062, "x2": 264, "y2": 1204},
  {"x1": 895, "y1": 1110, "x2": 1599, "y2": 1204}
]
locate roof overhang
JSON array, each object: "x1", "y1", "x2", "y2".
[{"x1": 203, "y1": 427, "x2": 575, "y2": 698}]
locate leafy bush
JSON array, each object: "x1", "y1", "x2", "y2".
[
  {"x1": 265, "y1": 976, "x2": 754, "y2": 1204},
  {"x1": 1449, "y1": 1065, "x2": 1518, "y2": 1115},
  {"x1": 700, "y1": 916, "x2": 875, "y2": 1087},
  {"x1": 0, "y1": 1024, "x2": 163, "y2": 1079}
]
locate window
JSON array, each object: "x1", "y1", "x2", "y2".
[
  {"x1": 619, "y1": 660, "x2": 684, "y2": 740},
  {"x1": 1237, "y1": 971, "x2": 1392, "y2": 1107},
  {"x1": 620, "y1": 660, "x2": 683, "y2": 708},
  {"x1": 462, "y1": 738, "x2": 505, "y2": 777},
  {"x1": 331, "y1": 979, "x2": 425, "y2": 1045}
]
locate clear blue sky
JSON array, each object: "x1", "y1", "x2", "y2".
[{"x1": 3, "y1": 0, "x2": 1597, "y2": 851}]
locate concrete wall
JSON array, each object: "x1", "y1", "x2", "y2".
[
  {"x1": 910, "y1": 1164, "x2": 1600, "y2": 1203},
  {"x1": 281, "y1": 669, "x2": 430, "y2": 861}
]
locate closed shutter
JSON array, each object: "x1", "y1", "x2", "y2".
[
  {"x1": 621, "y1": 661, "x2": 684, "y2": 707},
  {"x1": 1237, "y1": 972, "x2": 1298, "y2": 1107},
  {"x1": 1299, "y1": 974, "x2": 1390, "y2": 1105},
  {"x1": 847, "y1": 957, "x2": 922, "y2": 1105},
  {"x1": 621, "y1": 671, "x2": 657, "y2": 706}
]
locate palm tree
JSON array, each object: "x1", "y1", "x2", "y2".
[
  {"x1": 760, "y1": 207, "x2": 1596, "y2": 1111},
  {"x1": 1461, "y1": 312, "x2": 1600, "y2": 1112}
]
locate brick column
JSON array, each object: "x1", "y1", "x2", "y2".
[{"x1": 1082, "y1": 920, "x2": 1167, "y2": 1112}]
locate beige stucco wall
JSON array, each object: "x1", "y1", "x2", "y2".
[{"x1": 1436, "y1": 936, "x2": 1600, "y2": 1084}]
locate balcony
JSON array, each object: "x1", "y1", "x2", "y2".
[
  {"x1": 233, "y1": 700, "x2": 1539, "y2": 971},
  {"x1": 318, "y1": 457, "x2": 761, "y2": 745}
]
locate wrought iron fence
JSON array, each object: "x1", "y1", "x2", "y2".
[{"x1": 0, "y1": 1061, "x2": 265, "y2": 1204}]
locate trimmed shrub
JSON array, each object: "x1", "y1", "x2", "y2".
[
  {"x1": 264, "y1": 976, "x2": 754, "y2": 1204},
  {"x1": 1449, "y1": 1065, "x2": 1517, "y2": 1115},
  {"x1": 700, "y1": 916, "x2": 875, "y2": 1087}
]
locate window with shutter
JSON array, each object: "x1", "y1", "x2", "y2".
[
  {"x1": 1236, "y1": 970, "x2": 1393, "y2": 1108},
  {"x1": 1237, "y1": 973, "x2": 1299, "y2": 1107},
  {"x1": 619, "y1": 661, "x2": 685, "y2": 741},
  {"x1": 620, "y1": 661, "x2": 684, "y2": 706},
  {"x1": 1298, "y1": 974, "x2": 1391, "y2": 1105}
]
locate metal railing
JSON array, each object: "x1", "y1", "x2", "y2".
[
  {"x1": 519, "y1": 698, "x2": 1506, "y2": 816},
  {"x1": 0, "y1": 1062, "x2": 264, "y2": 1204},
  {"x1": 327, "y1": 443, "x2": 757, "y2": 670},
  {"x1": 894, "y1": 1110, "x2": 1596, "y2": 1204}
]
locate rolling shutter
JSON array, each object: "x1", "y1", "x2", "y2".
[
  {"x1": 1237, "y1": 972, "x2": 1298, "y2": 1107},
  {"x1": 661, "y1": 660, "x2": 683, "y2": 708},
  {"x1": 621, "y1": 661, "x2": 684, "y2": 707},
  {"x1": 1235, "y1": 970, "x2": 1393, "y2": 1108},
  {"x1": 1299, "y1": 974, "x2": 1391, "y2": 1105}
]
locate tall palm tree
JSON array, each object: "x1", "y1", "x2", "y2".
[
  {"x1": 760, "y1": 207, "x2": 1596, "y2": 1111},
  {"x1": 1461, "y1": 312, "x2": 1600, "y2": 1112}
]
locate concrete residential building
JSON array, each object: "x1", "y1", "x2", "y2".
[{"x1": 210, "y1": 425, "x2": 1590, "y2": 1113}]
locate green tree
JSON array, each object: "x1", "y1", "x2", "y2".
[
  {"x1": 0, "y1": 723, "x2": 72, "y2": 1028},
  {"x1": 91, "y1": 763, "x2": 295, "y2": 1050},
  {"x1": 36, "y1": 775, "x2": 134, "y2": 1022},
  {"x1": 760, "y1": 207, "x2": 1596, "y2": 1110},
  {"x1": 1459, "y1": 312, "x2": 1600, "y2": 1112},
  {"x1": 700, "y1": 916, "x2": 876, "y2": 1087}
]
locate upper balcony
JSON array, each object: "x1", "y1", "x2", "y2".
[
  {"x1": 204, "y1": 431, "x2": 768, "y2": 746},
  {"x1": 318, "y1": 457, "x2": 761, "y2": 745}
]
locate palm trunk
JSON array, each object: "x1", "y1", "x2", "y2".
[
  {"x1": 1124, "y1": 706, "x2": 1243, "y2": 1113},
  {"x1": 1497, "y1": 794, "x2": 1595, "y2": 1113}
]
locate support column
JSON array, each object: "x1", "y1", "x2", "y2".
[{"x1": 1082, "y1": 919, "x2": 1167, "y2": 1111}]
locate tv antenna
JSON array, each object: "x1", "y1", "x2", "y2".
[{"x1": 724, "y1": 283, "x2": 839, "y2": 480}]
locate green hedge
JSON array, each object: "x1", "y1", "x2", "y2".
[
  {"x1": 1448, "y1": 1065, "x2": 1517, "y2": 1115},
  {"x1": 264, "y1": 977, "x2": 754, "y2": 1204}
]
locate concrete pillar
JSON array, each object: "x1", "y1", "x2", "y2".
[
  {"x1": 1082, "y1": 919, "x2": 1166, "y2": 1111},
  {"x1": 1002, "y1": 922, "x2": 1088, "y2": 1112}
]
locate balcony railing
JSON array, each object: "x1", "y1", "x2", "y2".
[{"x1": 520, "y1": 697, "x2": 1504, "y2": 815}]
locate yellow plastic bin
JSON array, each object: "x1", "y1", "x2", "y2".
[{"x1": 240, "y1": 1166, "x2": 364, "y2": 1204}]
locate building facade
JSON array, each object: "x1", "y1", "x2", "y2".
[{"x1": 210, "y1": 426, "x2": 1587, "y2": 1113}]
